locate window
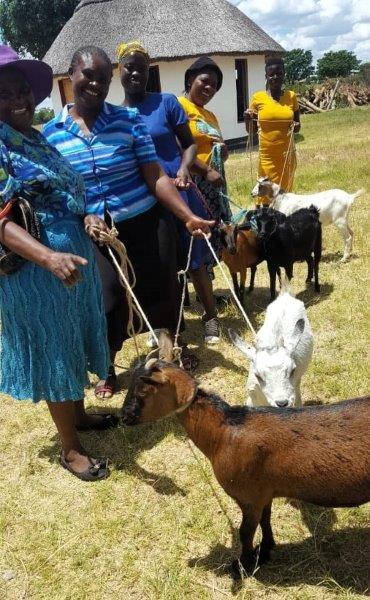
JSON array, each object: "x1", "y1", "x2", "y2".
[
  {"x1": 235, "y1": 59, "x2": 248, "y2": 123},
  {"x1": 146, "y1": 66, "x2": 161, "y2": 93}
]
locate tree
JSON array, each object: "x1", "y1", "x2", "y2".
[
  {"x1": 0, "y1": 0, "x2": 80, "y2": 59},
  {"x1": 284, "y1": 49, "x2": 315, "y2": 83},
  {"x1": 316, "y1": 50, "x2": 361, "y2": 79},
  {"x1": 359, "y1": 62, "x2": 370, "y2": 84}
]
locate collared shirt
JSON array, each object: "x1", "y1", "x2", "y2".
[{"x1": 43, "y1": 102, "x2": 158, "y2": 222}]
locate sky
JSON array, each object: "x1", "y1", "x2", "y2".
[{"x1": 230, "y1": 0, "x2": 370, "y2": 63}]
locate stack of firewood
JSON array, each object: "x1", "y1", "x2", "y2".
[{"x1": 298, "y1": 80, "x2": 370, "y2": 113}]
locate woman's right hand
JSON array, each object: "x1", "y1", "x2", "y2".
[
  {"x1": 205, "y1": 167, "x2": 224, "y2": 188},
  {"x1": 43, "y1": 252, "x2": 88, "y2": 287},
  {"x1": 244, "y1": 109, "x2": 255, "y2": 121}
]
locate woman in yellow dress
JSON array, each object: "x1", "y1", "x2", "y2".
[{"x1": 245, "y1": 57, "x2": 301, "y2": 204}]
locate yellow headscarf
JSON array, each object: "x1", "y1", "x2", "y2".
[{"x1": 116, "y1": 41, "x2": 149, "y2": 62}]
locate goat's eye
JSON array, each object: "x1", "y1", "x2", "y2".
[
  {"x1": 290, "y1": 368, "x2": 296, "y2": 378},
  {"x1": 255, "y1": 373, "x2": 264, "y2": 383}
]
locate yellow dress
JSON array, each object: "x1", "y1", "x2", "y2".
[
  {"x1": 250, "y1": 90, "x2": 298, "y2": 203},
  {"x1": 178, "y1": 96, "x2": 222, "y2": 164}
]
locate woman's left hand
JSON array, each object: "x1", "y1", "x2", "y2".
[
  {"x1": 174, "y1": 167, "x2": 191, "y2": 190},
  {"x1": 84, "y1": 215, "x2": 110, "y2": 242},
  {"x1": 185, "y1": 216, "x2": 215, "y2": 238}
]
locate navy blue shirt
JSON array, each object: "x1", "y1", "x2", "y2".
[{"x1": 136, "y1": 93, "x2": 188, "y2": 177}]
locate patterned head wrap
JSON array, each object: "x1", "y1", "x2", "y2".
[{"x1": 116, "y1": 41, "x2": 150, "y2": 63}]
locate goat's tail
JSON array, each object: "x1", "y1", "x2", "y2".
[{"x1": 349, "y1": 189, "x2": 366, "y2": 206}]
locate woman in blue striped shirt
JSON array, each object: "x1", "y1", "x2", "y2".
[{"x1": 44, "y1": 46, "x2": 214, "y2": 398}]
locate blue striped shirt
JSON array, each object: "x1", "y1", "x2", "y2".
[{"x1": 43, "y1": 102, "x2": 158, "y2": 222}]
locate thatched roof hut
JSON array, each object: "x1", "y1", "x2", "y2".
[
  {"x1": 45, "y1": 0, "x2": 284, "y2": 142},
  {"x1": 44, "y1": 0, "x2": 283, "y2": 75}
]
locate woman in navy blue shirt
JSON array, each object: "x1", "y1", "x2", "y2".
[{"x1": 118, "y1": 42, "x2": 221, "y2": 346}]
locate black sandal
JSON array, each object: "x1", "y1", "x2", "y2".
[
  {"x1": 76, "y1": 413, "x2": 119, "y2": 432},
  {"x1": 60, "y1": 454, "x2": 110, "y2": 482}
]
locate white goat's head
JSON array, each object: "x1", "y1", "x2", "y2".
[
  {"x1": 251, "y1": 177, "x2": 281, "y2": 201},
  {"x1": 229, "y1": 320, "x2": 305, "y2": 408}
]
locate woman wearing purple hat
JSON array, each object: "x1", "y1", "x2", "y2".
[{"x1": 0, "y1": 45, "x2": 113, "y2": 481}]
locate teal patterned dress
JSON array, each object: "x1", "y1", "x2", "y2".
[{"x1": 0, "y1": 123, "x2": 109, "y2": 402}]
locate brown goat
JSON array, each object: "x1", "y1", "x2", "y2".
[
  {"x1": 122, "y1": 361, "x2": 370, "y2": 578},
  {"x1": 220, "y1": 223, "x2": 261, "y2": 305}
]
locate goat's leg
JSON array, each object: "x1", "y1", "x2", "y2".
[
  {"x1": 314, "y1": 255, "x2": 320, "y2": 292},
  {"x1": 232, "y1": 503, "x2": 263, "y2": 578},
  {"x1": 239, "y1": 269, "x2": 246, "y2": 307},
  {"x1": 248, "y1": 265, "x2": 257, "y2": 294},
  {"x1": 335, "y1": 219, "x2": 352, "y2": 262},
  {"x1": 267, "y1": 263, "x2": 277, "y2": 300},
  {"x1": 259, "y1": 501, "x2": 276, "y2": 564},
  {"x1": 231, "y1": 272, "x2": 240, "y2": 302},
  {"x1": 306, "y1": 256, "x2": 314, "y2": 284}
]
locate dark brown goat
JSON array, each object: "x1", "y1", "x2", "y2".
[
  {"x1": 220, "y1": 223, "x2": 261, "y2": 305},
  {"x1": 122, "y1": 362, "x2": 370, "y2": 578}
]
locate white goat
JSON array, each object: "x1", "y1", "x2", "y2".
[
  {"x1": 251, "y1": 177, "x2": 365, "y2": 262},
  {"x1": 229, "y1": 288, "x2": 313, "y2": 408}
]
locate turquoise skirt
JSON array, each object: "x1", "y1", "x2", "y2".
[{"x1": 0, "y1": 217, "x2": 110, "y2": 402}]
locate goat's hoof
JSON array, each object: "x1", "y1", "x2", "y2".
[
  {"x1": 258, "y1": 541, "x2": 275, "y2": 565},
  {"x1": 230, "y1": 559, "x2": 252, "y2": 580},
  {"x1": 315, "y1": 285, "x2": 321, "y2": 293},
  {"x1": 340, "y1": 257, "x2": 349, "y2": 263},
  {"x1": 247, "y1": 287, "x2": 254, "y2": 295}
]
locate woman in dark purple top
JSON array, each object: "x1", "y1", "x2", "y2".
[{"x1": 118, "y1": 41, "x2": 221, "y2": 345}]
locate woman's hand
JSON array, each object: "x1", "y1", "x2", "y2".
[
  {"x1": 244, "y1": 109, "x2": 256, "y2": 123},
  {"x1": 293, "y1": 121, "x2": 301, "y2": 133},
  {"x1": 174, "y1": 167, "x2": 191, "y2": 190},
  {"x1": 84, "y1": 215, "x2": 110, "y2": 242},
  {"x1": 185, "y1": 216, "x2": 215, "y2": 238},
  {"x1": 205, "y1": 167, "x2": 224, "y2": 188},
  {"x1": 43, "y1": 252, "x2": 88, "y2": 287}
]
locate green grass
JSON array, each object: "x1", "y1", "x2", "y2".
[{"x1": 1, "y1": 107, "x2": 369, "y2": 599}]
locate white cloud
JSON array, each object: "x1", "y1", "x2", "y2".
[{"x1": 230, "y1": 0, "x2": 370, "y2": 62}]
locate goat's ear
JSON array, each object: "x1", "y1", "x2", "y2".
[
  {"x1": 285, "y1": 318, "x2": 305, "y2": 353},
  {"x1": 228, "y1": 329, "x2": 256, "y2": 360},
  {"x1": 157, "y1": 328, "x2": 173, "y2": 362}
]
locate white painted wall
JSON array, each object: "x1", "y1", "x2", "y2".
[{"x1": 51, "y1": 53, "x2": 267, "y2": 141}]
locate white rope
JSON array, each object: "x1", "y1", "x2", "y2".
[
  {"x1": 202, "y1": 233, "x2": 257, "y2": 338},
  {"x1": 88, "y1": 225, "x2": 159, "y2": 354},
  {"x1": 278, "y1": 123, "x2": 296, "y2": 190},
  {"x1": 172, "y1": 236, "x2": 195, "y2": 366}
]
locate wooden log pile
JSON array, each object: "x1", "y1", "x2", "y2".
[{"x1": 298, "y1": 80, "x2": 370, "y2": 113}]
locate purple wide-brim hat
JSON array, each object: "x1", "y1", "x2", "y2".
[{"x1": 0, "y1": 45, "x2": 53, "y2": 106}]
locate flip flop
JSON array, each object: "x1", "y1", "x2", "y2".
[
  {"x1": 60, "y1": 454, "x2": 110, "y2": 482},
  {"x1": 76, "y1": 413, "x2": 119, "y2": 432}
]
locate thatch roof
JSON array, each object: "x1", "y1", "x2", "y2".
[{"x1": 44, "y1": 0, "x2": 284, "y2": 76}]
